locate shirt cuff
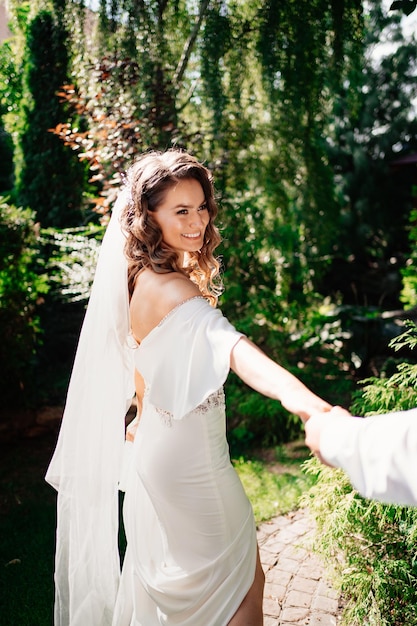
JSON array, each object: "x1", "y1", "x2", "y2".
[{"x1": 319, "y1": 414, "x2": 363, "y2": 468}]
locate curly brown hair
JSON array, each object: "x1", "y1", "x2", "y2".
[{"x1": 120, "y1": 149, "x2": 223, "y2": 305}]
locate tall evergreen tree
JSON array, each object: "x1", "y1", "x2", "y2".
[{"x1": 17, "y1": 5, "x2": 86, "y2": 227}]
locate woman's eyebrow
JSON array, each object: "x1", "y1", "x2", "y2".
[{"x1": 169, "y1": 200, "x2": 206, "y2": 210}]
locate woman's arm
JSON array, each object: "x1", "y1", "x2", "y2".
[{"x1": 230, "y1": 337, "x2": 332, "y2": 422}]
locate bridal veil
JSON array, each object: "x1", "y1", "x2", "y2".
[{"x1": 45, "y1": 190, "x2": 135, "y2": 626}]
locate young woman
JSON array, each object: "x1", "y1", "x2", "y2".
[{"x1": 46, "y1": 149, "x2": 332, "y2": 626}]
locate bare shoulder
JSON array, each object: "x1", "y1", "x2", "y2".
[
  {"x1": 130, "y1": 269, "x2": 201, "y2": 342},
  {"x1": 135, "y1": 268, "x2": 201, "y2": 306}
]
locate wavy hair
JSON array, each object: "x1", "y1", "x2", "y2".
[{"x1": 120, "y1": 149, "x2": 223, "y2": 305}]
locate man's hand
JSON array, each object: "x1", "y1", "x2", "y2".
[{"x1": 304, "y1": 406, "x2": 352, "y2": 465}]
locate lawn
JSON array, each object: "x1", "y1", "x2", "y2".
[
  {"x1": 234, "y1": 440, "x2": 316, "y2": 523},
  {"x1": 0, "y1": 433, "x2": 57, "y2": 626}
]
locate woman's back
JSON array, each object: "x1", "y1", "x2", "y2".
[{"x1": 130, "y1": 268, "x2": 201, "y2": 343}]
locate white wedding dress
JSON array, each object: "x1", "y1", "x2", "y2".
[{"x1": 113, "y1": 297, "x2": 257, "y2": 626}]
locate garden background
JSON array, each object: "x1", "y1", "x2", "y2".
[{"x1": 1, "y1": 0, "x2": 417, "y2": 624}]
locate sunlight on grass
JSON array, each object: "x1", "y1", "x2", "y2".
[{"x1": 233, "y1": 441, "x2": 316, "y2": 524}]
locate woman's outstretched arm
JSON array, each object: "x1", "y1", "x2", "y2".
[{"x1": 230, "y1": 337, "x2": 332, "y2": 423}]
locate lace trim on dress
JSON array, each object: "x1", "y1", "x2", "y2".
[
  {"x1": 154, "y1": 387, "x2": 225, "y2": 427},
  {"x1": 152, "y1": 296, "x2": 206, "y2": 332}
]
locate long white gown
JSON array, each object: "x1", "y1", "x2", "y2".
[{"x1": 112, "y1": 297, "x2": 258, "y2": 626}]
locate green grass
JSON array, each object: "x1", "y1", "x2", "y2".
[
  {"x1": 0, "y1": 433, "x2": 57, "y2": 626},
  {"x1": 0, "y1": 433, "x2": 313, "y2": 624},
  {"x1": 233, "y1": 440, "x2": 316, "y2": 523},
  {"x1": 0, "y1": 500, "x2": 55, "y2": 625}
]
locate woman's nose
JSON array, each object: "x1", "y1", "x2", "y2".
[{"x1": 190, "y1": 211, "x2": 204, "y2": 227}]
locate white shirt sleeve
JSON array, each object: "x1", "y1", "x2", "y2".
[{"x1": 320, "y1": 409, "x2": 417, "y2": 506}]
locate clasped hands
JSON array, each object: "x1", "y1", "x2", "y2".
[{"x1": 304, "y1": 405, "x2": 351, "y2": 466}]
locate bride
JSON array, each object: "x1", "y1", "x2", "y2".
[{"x1": 46, "y1": 149, "x2": 332, "y2": 626}]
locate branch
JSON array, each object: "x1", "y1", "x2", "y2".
[
  {"x1": 177, "y1": 80, "x2": 198, "y2": 112},
  {"x1": 173, "y1": 0, "x2": 211, "y2": 87}
]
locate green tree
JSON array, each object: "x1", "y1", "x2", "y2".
[
  {"x1": 321, "y1": 3, "x2": 417, "y2": 306},
  {"x1": 0, "y1": 199, "x2": 48, "y2": 410},
  {"x1": 180, "y1": 0, "x2": 365, "y2": 318},
  {"x1": 16, "y1": 5, "x2": 86, "y2": 227},
  {"x1": 0, "y1": 123, "x2": 14, "y2": 193},
  {"x1": 0, "y1": 28, "x2": 21, "y2": 194}
]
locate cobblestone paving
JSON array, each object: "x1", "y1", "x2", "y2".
[{"x1": 258, "y1": 508, "x2": 343, "y2": 626}]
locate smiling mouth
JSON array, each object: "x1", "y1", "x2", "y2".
[{"x1": 182, "y1": 232, "x2": 201, "y2": 239}]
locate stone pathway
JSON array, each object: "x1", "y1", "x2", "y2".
[{"x1": 258, "y1": 508, "x2": 343, "y2": 625}]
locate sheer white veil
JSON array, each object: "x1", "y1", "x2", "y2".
[{"x1": 45, "y1": 189, "x2": 135, "y2": 626}]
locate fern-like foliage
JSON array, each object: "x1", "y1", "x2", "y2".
[{"x1": 303, "y1": 319, "x2": 417, "y2": 625}]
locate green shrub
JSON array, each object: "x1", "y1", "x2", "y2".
[
  {"x1": 0, "y1": 198, "x2": 48, "y2": 409},
  {"x1": 401, "y1": 207, "x2": 417, "y2": 308},
  {"x1": 42, "y1": 225, "x2": 103, "y2": 303},
  {"x1": 303, "y1": 321, "x2": 417, "y2": 625},
  {"x1": 226, "y1": 300, "x2": 355, "y2": 454},
  {"x1": 34, "y1": 224, "x2": 104, "y2": 404}
]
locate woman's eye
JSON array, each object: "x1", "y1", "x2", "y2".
[
  {"x1": 177, "y1": 209, "x2": 188, "y2": 215},
  {"x1": 199, "y1": 204, "x2": 208, "y2": 211}
]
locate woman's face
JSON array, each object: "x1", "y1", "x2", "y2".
[{"x1": 152, "y1": 178, "x2": 210, "y2": 262}]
